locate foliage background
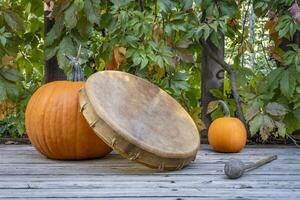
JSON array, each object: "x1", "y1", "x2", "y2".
[
  {"x1": 0, "y1": 0, "x2": 300, "y2": 143},
  {"x1": 0, "y1": 0, "x2": 43, "y2": 137}
]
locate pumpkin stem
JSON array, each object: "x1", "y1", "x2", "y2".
[
  {"x1": 219, "y1": 100, "x2": 231, "y2": 117},
  {"x1": 65, "y1": 45, "x2": 85, "y2": 82}
]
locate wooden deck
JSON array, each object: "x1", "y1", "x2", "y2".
[{"x1": 0, "y1": 144, "x2": 299, "y2": 199}]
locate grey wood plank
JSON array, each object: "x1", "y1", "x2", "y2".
[
  {"x1": 0, "y1": 179, "x2": 299, "y2": 189},
  {"x1": 0, "y1": 169, "x2": 298, "y2": 175},
  {"x1": 0, "y1": 161, "x2": 297, "y2": 175},
  {"x1": 0, "y1": 188, "x2": 299, "y2": 198},
  {"x1": 0, "y1": 144, "x2": 299, "y2": 200},
  {"x1": 1, "y1": 151, "x2": 299, "y2": 164},
  {"x1": 1, "y1": 174, "x2": 300, "y2": 181},
  {"x1": 0, "y1": 198, "x2": 298, "y2": 200}
]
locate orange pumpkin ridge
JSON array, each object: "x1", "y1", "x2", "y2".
[
  {"x1": 25, "y1": 57, "x2": 112, "y2": 160},
  {"x1": 208, "y1": 100, "x2": 247, "y2": 153}
]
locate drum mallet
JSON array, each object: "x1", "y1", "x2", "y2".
[{"x1": 224, "y1": 155, "x2": 277, "y2": 179}]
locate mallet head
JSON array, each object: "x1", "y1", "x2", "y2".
[{"x1": 224, "y1": 158, "x2": 245, "y2": 179}]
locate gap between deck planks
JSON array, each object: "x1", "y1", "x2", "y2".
[{"x1": 0, "y1": 144, "x2": 299, "y2": 199}]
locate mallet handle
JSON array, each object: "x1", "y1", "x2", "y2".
[{"x1": 245, "y1": 155, "x2": 277, "y2": 171}]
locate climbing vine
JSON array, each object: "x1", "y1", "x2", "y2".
[{"x1": 0, "y1": 0, "x2": 299, "y2": 142}]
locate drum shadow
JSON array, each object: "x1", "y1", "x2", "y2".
[{"x1": 104, "y1": 153, "x2": 163, "y2": 175}]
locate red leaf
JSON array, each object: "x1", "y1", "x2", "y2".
[{"x1": 105, "y1": 47, "x2": 126, "y2": 70}]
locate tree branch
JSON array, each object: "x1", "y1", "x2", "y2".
[
  {"x1": 138, "y1": 0, "x2": 145, "y2": 12},
  {"x1": 240, "y1": 0, "x2": 251, "y2": 68},
  {"x1": 200, "y1": 39, "x2": 249, "y2": 136}
]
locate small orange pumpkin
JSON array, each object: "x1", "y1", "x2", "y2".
[
  {"x1": 25, "y1": 56, "x2": 112, "y2": 160},
  {"x1": 208, "y1": 101, "x2": 247, "y2": 153}
]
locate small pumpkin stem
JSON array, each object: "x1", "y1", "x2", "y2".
[{"x1": 219, "y1": 100, "x2": 231, "y2": 117}]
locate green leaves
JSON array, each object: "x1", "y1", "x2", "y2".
[
  {"x1": 129, "y1": 48, "x2": 148, "y2": 68},
  {"x1": 182, "y1": 0, "x2": 193, "y2": 11},
  {"x1": 284, "y1": 112, "x2": 300, "y2": 134},
  {"x1": 252, "y1": 19, "x2": 300, "y2": 139},
  {"x1": 2, "y1": 0, "x2": 300, "y2": 141},
  {"x1": 275, "y1": 14, "x2": 299, "y2": 39},
  {"x1": 0, "y1": 72, "x2": 21, "y2": 103},
  {"x1": 0, "y1": 55, "x2": 23, "y2": 103},
  {"x1": 3, "y1": 10, "x2": 25, "y2": 31},
  {"x1": 283, "y1": 46, "x2": 300, "y2": 68},
  {"x1": 57, "y1": 36, "x2": 77, "y2": 76},
  {"x1": 0, "y1": 27, "x2": 12, "y2": 46},
  {"x1": 64, "y1": 0, "x2": 84, "y2": 29},
  {"x1": 247, "y1": 101, "x2": 290, "y2": 140},
  {"x1": 157, "y1": 0, "x2": 173, "y2": 13},
  {"x1": 264, "y1": 68, "x2": 284, "y2": 92},
  {"x1": 207, "y1": 100, "x2": 219, "y2": 114},
  {"x1": 259, "y1": 115, "x2": 275, "y2": 141},
  {"x1": 45, "y1": 46, "x2": 59, "y2": 61},
  {"x1": 0, "y1": 68, "x2": 23, "y2": 82},
  {"x1": 0, "y1": 0, "x2": 44, "y2": 108},
  {"x1": 249, "y1": 114, "x2": 263, "y2": 136},
  {"x1": 45, "y1": 0, "x2": 101, "y2": 74},
  {"x1": 280, "y1": 70, "x2": 296, "y2": 98},
  {"x1": 263, "y1": 66, "x2": 298, "y2": 101},
  {"x1": 126, "y1": 41, "x2": 173, "y2": 70},
  {"x1": 45, "y1": 18, "x2": 64, "y2": 46},
  {"x1": 253, "y1": 0, "x2": 269, "y2": 15},
  {"x1": 265, "y1": 102, "x2": 288, "y2": 116},
  {"x1": 84, "y1": 0, "x2": 101, "y2": 25},
  {"x1": 274, "y1": 121, "x2": 286, "y2": 137},
  {"x1": 218, "y1": 1, "x2": 238, "y2": 17},
  {"x1": 248, "y1": 112, "x2": 284, "y2": 140},
  {"x1": 246, "y1": 101, "x2": 261, "y2": 121}
]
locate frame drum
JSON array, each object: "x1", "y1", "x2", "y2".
[{"x1": 79, "y1": 71, "x2": 200, "y2": 170}]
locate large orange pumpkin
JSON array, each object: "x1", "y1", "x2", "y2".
[
  {"x1": 208, "y1": 101, "x2": 247, "y2": 153},
  {"x1": 25, "y1": 59, "x2": 112, "y2": 160}
]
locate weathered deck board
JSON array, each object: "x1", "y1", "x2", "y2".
[{"x1": 0, "y1": 145, "x2": 299, "y2": 199}]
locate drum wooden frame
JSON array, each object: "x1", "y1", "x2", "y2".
[{"x1": 79, "y1": 71, "x2": 200, "y2": 171}]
